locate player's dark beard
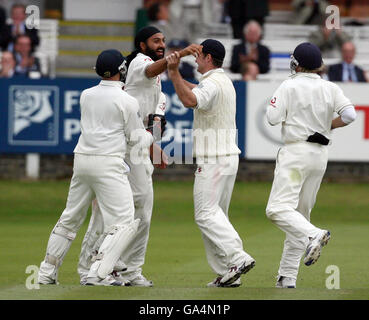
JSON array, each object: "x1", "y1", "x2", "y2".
[{"x1": 144, "y1": 46, "x2": 165, "y2": 61}]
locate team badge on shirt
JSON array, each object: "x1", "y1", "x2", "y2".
[{"x1": 270, "y1": 97, "x2": 277, "y2": 108}]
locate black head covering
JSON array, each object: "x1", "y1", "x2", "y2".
[
  {"x1": 134, "y1": 26, "x2": 162, "y2": 50},
  {"x1": 126, "y1": 26, "x2": 162, "y2": 68}
]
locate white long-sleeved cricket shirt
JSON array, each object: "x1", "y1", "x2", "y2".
[
  {"x1": 74, "y1": 80, "x2": 153, "y2": 158},
  {"x1": 266, "y1": 72, "x2": 355, "y2": 144}
]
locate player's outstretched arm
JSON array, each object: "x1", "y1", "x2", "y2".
[
  {"x1": 145, "y1": 44, "x2": 202, "y2": 79},
  {"x1": 145, "y1": 56, "x2": 170, "y2": 78},
  {"x1": 178, "y1": 44, "x2": 202, "y2": 58},
  {"x1": 167, "y1": 52, "x2": 197, "y2": 108},
  {"x1": 183, "y1": 79, "x2": 197, "y2": 90}
]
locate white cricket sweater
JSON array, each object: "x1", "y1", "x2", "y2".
[{"x1": 192, "y1": 68, "x2": 241, "y2": 157}]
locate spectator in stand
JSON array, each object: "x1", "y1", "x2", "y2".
[
  {"x1": 241, "y1": 61, "x2": 259, "y2": 81},
  {"x1": 161, "y1": 38, "x2": 198, "y2": 81},
  {"x1": 0, "y1": 3, "x2": 40, "y2": 52},
  {"x1": 290, "y1": 0, "x2": 330, "y2": 25},
  {"x1": 228, "y1": 0, "x2": 269, "y2": 39},
  {"x1": 309, "y1": 22, "x2": 352, "y2": 59},
  {"x1": 0, "y1": 51, "x2": 15, "y2": 78},
  {"x1": 148, "y1": 2, "x2": 188, "y2": 44},
  {"x1": 13, "y1": 34, "x2": 42, "y2": 78},
  {"x1": 328, "y1": 41, "x2": 368, "y2": 83},
  {"x1": 230, "y1": 20, "x2": 270, "y2": 75},
  {"x1": 169, "y1": 0, "x2": 217, "y2": 43},
  {"x1": 134, "y1": 0, "x2": 159, "y2": 36}
]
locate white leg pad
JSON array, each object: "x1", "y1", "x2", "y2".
[
  {"x1": 89, "y1": 219, "x2": 140, "y2": 280},
  {"x1": 45, "y1": 223, "x2": 76, "y2": 266},
  {"x1": 38, "y1": 223, "x2": 76, "y2": 283}
]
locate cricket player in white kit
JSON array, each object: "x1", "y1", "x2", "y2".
[
  {"x1": 78, "y1": 27, "x2": 202, "y2": 286},
  {"x1": 38, "y1": 50, "x2": 155, "y2": 286},
  {"x1": 265, "y1": 42, "x2": 357, "y2": 288},
  {"x1": 167, "y1": 39, "x2": 255, "y2": 287}
]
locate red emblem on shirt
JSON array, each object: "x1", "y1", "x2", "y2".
[
  {"x1": 159, "y1": 102, "x2": 166, "y2": 111},
  {"x1": 270, "y1": 97, "x2": 277, "y2": 108}
]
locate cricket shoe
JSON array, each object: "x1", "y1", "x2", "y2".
[
  {"x1": 111, "y1": 271, "x2": 131, "y2": 286},
  {"x1": 304, "y1": 230, "x2": 331, "y2": 266},
  {"x1": 80, "y1": 271, "x2": 130, "y2": 286},
  {"x1": 220, "y1": 258, "x2": 256, "y2": 286},
  {"x1": 85, "y1": 274, "x2": 123, "y2": 286},
  {"x1": 38, "y1": 273, "x2": 59, "y2": 285},
  {"x1": 275, "y1": 276, "x2": 296, "y2": 288},
  {"x1": 118, "y1": 273, "x2": 153, "y2": 287},
  {"x1": 207, "y1": 276, "x2": 241, "y2": 288}
]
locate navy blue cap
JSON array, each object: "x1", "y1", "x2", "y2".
[
  {"x1": 293, "y1": 42, "x2": 323, "y2": 70},
  {"x1": 200, "y1": 39, "x2": 225, "y2": 61},
  {"x1": 168, "y1": 38, "x2": 189, "y2": 49},
  {"x1": 95, "y1": 49, "x2": 125, "y2": 78}
]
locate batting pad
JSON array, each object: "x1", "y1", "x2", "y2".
[{"x1": 94, "y1": 219, "x2": 140, "y2": 279}]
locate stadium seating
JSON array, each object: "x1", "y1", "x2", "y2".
[
  {"x1": 33, "y1": 2, "x2": 368, "y2": 81},
  {"x1": 197, "y1": 21, "x2": 369, "y2": 81}
]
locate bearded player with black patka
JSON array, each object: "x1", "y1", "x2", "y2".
[{"x1": 78, "y1": 26, "x2": 202, "y2": 287}]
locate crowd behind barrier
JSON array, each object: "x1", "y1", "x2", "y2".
[{"x1": 1, "y1": 77, "x2": 368, "y2": 163}]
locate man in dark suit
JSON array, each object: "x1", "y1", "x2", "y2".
[
  {"x1": 0, "y1": 3, "x2": 39, "y2": 52},
  {"x1": 230, "y1": 20, "x2": 270, "y2": 74},
  {"x1": 328, "y1": 41, "x2": 367, "y2": 83}
]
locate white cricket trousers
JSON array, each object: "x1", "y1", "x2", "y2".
[
  {"x1": 194, "y1": 155, "x2": 253, "y2": 276},
  {"x1": 266, "y1": 142, "x2": 328, "y2": 279},
  {"x1": 78, "y1": 154, "x2": 153, "y2": 279},
  {"x1": 39, "y1": 154, "x2": 134, "y2": 282}
]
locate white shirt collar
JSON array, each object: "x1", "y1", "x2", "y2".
[
  {"x1": 291, "y1": 72, "x2": 321, "y2": 79},
  {"x1": 200, "y1": 68, "x2": 224, "y2": 80},
  {"x1": 99, "y1": 80, "x2": 124, "y2": 88}
]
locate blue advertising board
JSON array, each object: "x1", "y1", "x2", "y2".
[{"x1": 0, "y1": 78, "x2": 247, "y2": 158}]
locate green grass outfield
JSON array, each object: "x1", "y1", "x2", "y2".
[{"x1": 0, "y1": 180, "x2": 368, "y2": 300}]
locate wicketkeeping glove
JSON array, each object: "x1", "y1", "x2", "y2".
[{"x1": 147, "y1": 114, "x2": 167, "y2": 139}]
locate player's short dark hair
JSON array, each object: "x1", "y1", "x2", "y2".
[{"x1": 212, "y1": 56, "x2": 223, "y2": 68}]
